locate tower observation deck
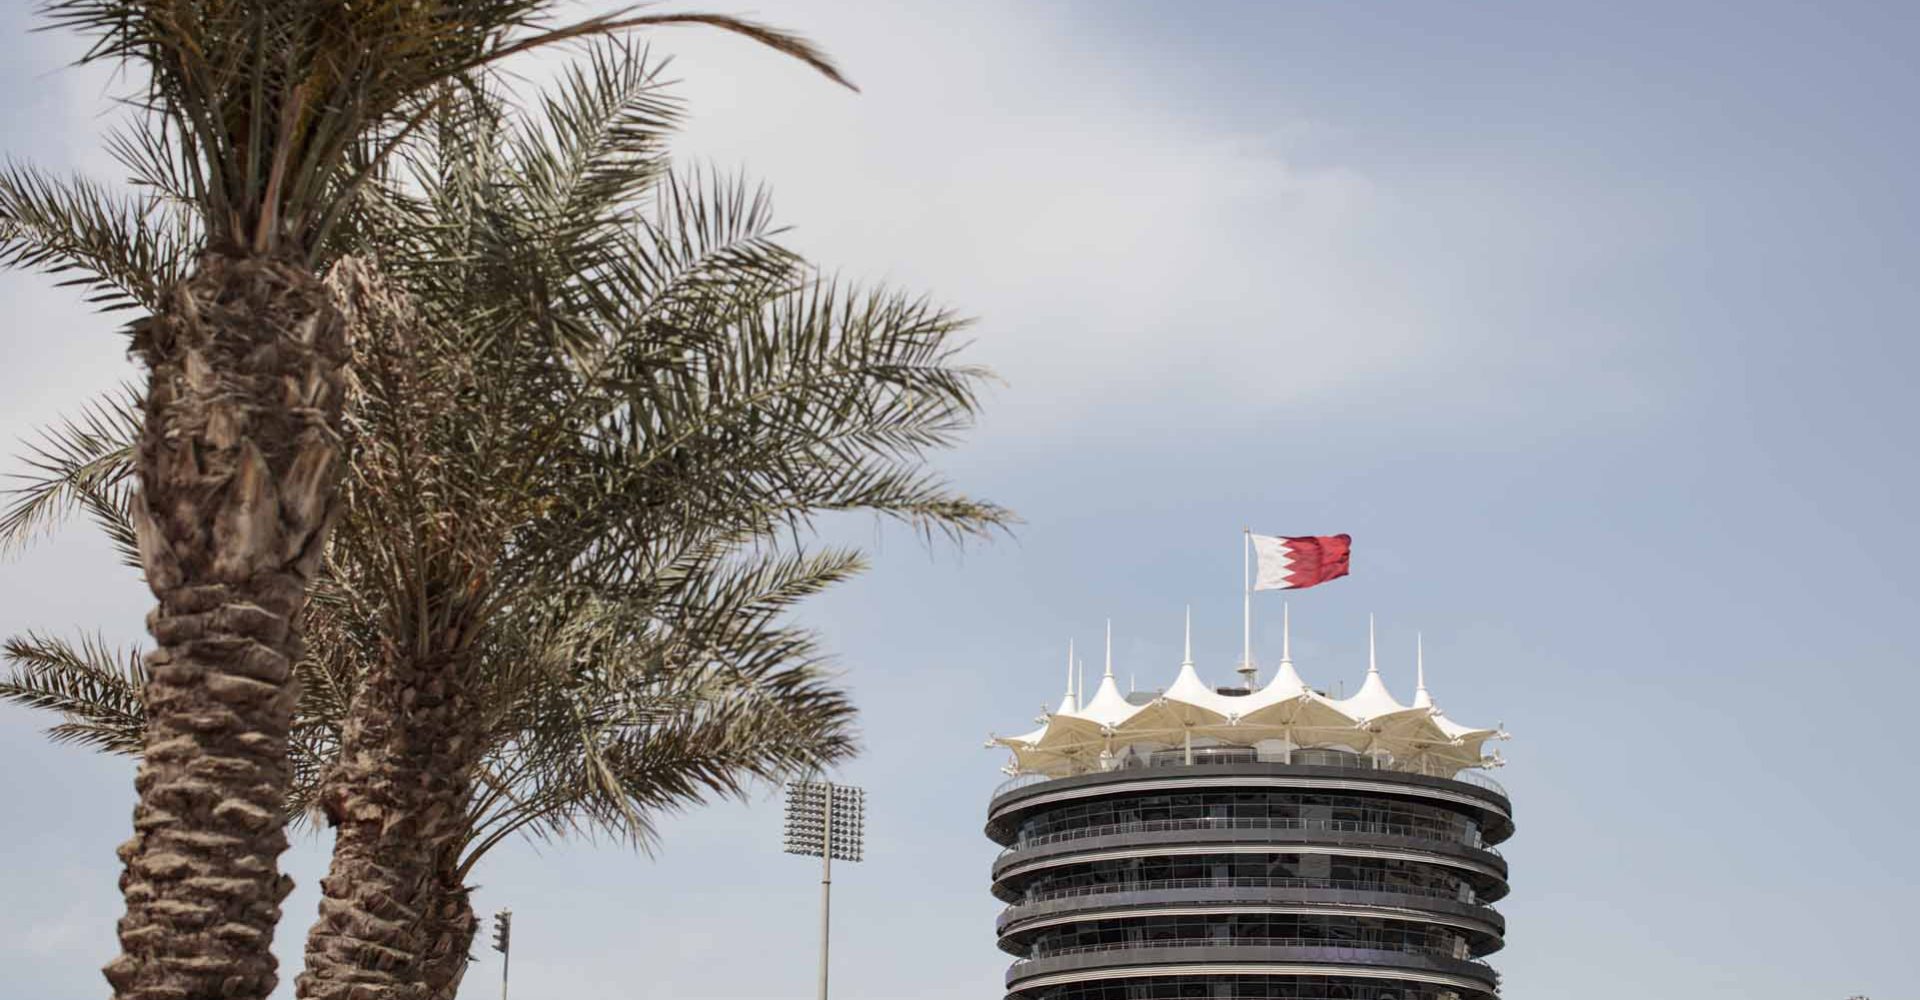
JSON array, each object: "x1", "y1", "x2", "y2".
[{"x1": 984, "y1": 619, "x2": 1513, "y2": 1000}]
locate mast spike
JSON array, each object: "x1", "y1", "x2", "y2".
[
  {"x1": 1183, "y1": 605, "x2": 1193, "y2": 666},
  {"x1": 1065, "y1": 639, "x2": 1077, "y2": 709},
  {"x1": 1367, "y1": 612, "x2": 1378, "y2": 676},
  {"x1": 1413, "y1": 631, "x2": 1434, "y2": 709},
  {"x1": 1282, "y1": 602, "x2": 1292, "y2": 665},
  {"x1": 1104, "y1": 619, "x2": 1114, "y2": 679}
]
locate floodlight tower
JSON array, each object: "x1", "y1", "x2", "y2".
[
  {"x1": 489, "y1": 908, "x2": 511, "y2": 1000},
  {"x1": 784, "y1": 780, "x2": 866, "y2": 1000}
]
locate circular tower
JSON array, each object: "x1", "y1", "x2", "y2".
[{"x1": 986, "y1": 623, "x2": 1512, "y2": 1000}]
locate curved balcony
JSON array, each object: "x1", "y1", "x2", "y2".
[
  {"x1": 1025, "y1": 935, "x2": 1488, "y2": 968},
  {"x1": 988, "y1": 751, "x2": 1514, "y2": 847},
  {"x1": 1002, "y1": 905, "x2": 1507, "y2": 959},
  {"x1": 1004, "y1": 939, "x2": 1501, "y2": 996},
  {"x1": 1025, "y1": 876, "x2": 1476, "y2": 907},
  {"x1": 996, "y1": 877, "x2": 1506, "y2": 937},
  {"x1": 1007, "y1": 815, "x2": 1498, "y2": 858},
  {"x1": 994, "y1": 823, "x2": 1508, "y2": 895},
  {"x1": 996, "y1": 895, "x2": 1507, "y2": 958}
]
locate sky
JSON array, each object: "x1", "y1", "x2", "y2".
[{"x1": 2, "y1": 2, "x2": 1917, "y2": 998}]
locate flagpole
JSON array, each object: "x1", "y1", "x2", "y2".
[{"x1": 1242, "y1": 528, "x2": 1253, "y2": 688}]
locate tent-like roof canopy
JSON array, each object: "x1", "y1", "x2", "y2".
[{"x1": 987, "y1": 612, "x2": 1509, "y2": 780}]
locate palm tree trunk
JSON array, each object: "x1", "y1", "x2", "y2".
[
  {"x1": 106, "y1": 253, "x2": 349, "y2": 1000},
  {"x1": 420, "y1": 878, "x2": 479, "y2": 1000},
  {"x1": 295, "y1": 647, "x2": 482, "y2": 1000}
]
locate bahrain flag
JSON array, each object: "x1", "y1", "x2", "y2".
[{"x1": 1251, "y1": 533, "x2": 1352, "y2": 591}]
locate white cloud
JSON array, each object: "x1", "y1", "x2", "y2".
[
  {"x1": 621, "y1": 3, "x2": 1418, "y2": 429},
  {"x1": 600, "y1": 0, "x2": 1662, "y2": 446},
  {"x1": 2, "y1": 0, "x2": 1668, "y2": 462}
]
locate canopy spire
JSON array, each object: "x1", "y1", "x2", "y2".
[
  {"x1": 1104, "y1": 619, "x2": 1114, "y2": 679},
  {"x1": 1413, "y1": 632, "x2": 1433, "y2": 709},
  {"x1": 1281, "y1": 602, "x2": 1292, "y2": 665},
  {"x1": 1368, "y1": 613, "x2": 1378, "y2": 675},
  {"x1": 1065, "y1": 640, "x2": 1077, "y2": 709},
  {"x1": 1183, "y1": 605, "x2": 1193, "y2": 667},
  {"x1": 1266, "y1": 600, "x2": 1306, "y2": 693}
]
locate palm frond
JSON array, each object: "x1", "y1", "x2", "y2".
[
  {"x1": 513, "y1": 36, "x2": 680, "y2": 244},
  {"x1": 0, "y1": 631, "x2": 147, "y2": 754},
  {"x1": 450, "y1": 540, "x2": 870, "y2": 862},
  {"x1": 473, "y1": 11, "x2": 854, "y2": 93},
  {"x1": 0, "y1": 385, "x2": 142, "y2": 563},
  {"x1": 37, "y1": 1, "x2": 849, "y2": 258},
  {"x1": 0, "y1": 162, "x2": 194, "y2": 313}
]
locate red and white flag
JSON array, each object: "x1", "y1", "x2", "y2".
[{"x1": 1251, "y1": 533, "x2": 1352, "y2": 591}]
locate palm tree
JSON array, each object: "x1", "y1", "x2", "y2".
[
  {"x1": 11, "y1": 5, "x2": 852, "y2": 998},
  {"x1": 2, "y1": 569, "x2": 865, "y2": 999},
  {"x1": 3, "y1": 558, "x2": 866, "y2": 1000},
  {"x1": 4, "y1": 37, "x2": 1001, "y2": 1000}
]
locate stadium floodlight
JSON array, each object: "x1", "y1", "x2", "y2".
[
  {"x1": 783, "y1": 781, "x2": 865, "y2": 1000},
  {"x1": 490, "y1": 909, "x2": 512, "y2": 1000}
]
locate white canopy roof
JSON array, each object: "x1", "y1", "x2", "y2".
[{"x1": 989, "y1": 613, "x2": 1509, "y2": 780}]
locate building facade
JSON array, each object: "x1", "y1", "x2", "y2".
[{"x1": 986, "y1": 621, "x2": 1513, "y2": 1000}]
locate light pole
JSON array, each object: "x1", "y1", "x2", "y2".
[
  {"x1": 490, "y1": 908, "x2": 512, "y2": 1000},
  {"x1": 783, "y1": 780, "x2": 865, "y2": 1000}
]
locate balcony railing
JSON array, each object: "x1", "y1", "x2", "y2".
[
  {"x1": 1002, "y1": 815, "x2": 1498, "y2": 858},
  {"x1": 993, "y1": 746, "x2": 1507, "y2": 799},
  {"x1": 1020, "y1": 875, "x2": 1478, "y2": 907},
  {"x1": 1015, "y1": 936, "x2": 1493, "y2": 972}
]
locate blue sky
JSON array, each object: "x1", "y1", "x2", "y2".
[{"x1": 3, "y1": 2, "x2": 1916, "y2": 998}]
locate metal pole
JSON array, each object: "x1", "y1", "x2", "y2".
[
  {"x1": 1242, "y1": 529, "x2": 1252, "y2": 684},
  {"x1": 491, "y1": 908, "x2": 512, "y2": 1000},
  {"x1": 818, "y1": 785, "x2": 833, "y2": 1000}
]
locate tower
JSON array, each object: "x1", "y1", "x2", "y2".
[{"x1": 986, "y1": 620, "x2": 1512, "y2": 1000}]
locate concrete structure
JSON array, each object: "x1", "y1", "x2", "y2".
[{"x1": 985, "y1": 615, "x2": 1514, "y2": 1000}]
